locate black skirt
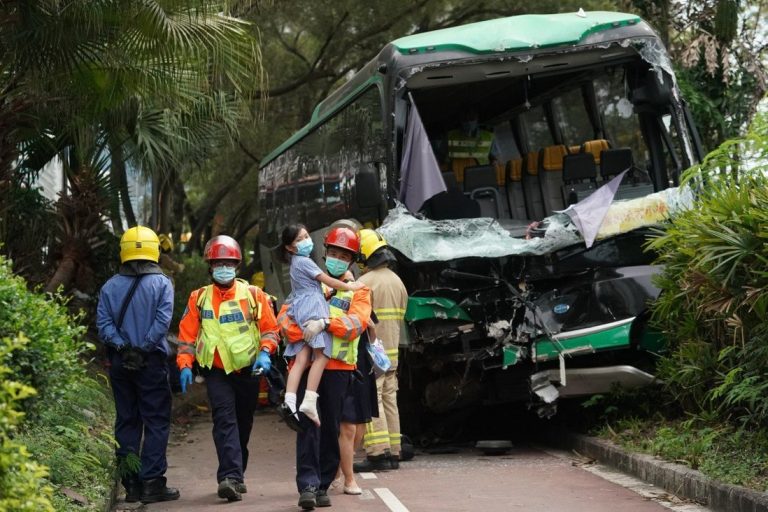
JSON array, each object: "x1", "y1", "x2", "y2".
[{"x1": 341, "y1": 334, "x2": 379, "y2": 424}]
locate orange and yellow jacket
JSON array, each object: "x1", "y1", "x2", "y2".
[
  {"x1": 177, "y1": 282, "x2": 280, "y2": 371},
  {"x1": 278, "y1": 287, "x2": 372, "y2": 371}
]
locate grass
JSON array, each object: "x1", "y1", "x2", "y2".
[
  {"x1": 18, "y1": 370, "x2": 116, "y2": 511},
  {"x1": 595, "y1": 416, "x2": 768, "y2": 491}
]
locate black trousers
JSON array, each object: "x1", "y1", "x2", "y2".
[
  {"x1": 295, "y1": 369, "x2": 353, "y2": 493},
  {"x1": 109, "y1": 350, "x2": 172, "y2": 481},
  {"x1": 203, "y1": 367, "x2": 260, "y2": 482}
]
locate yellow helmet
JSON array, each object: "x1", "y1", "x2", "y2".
[
  {"x1": 251, "y1": 271, "x2": 265, "y2": 289},
  {"x1": 158, "y1": 234, "x2": 174, "y2": 252},
  {"x1": 120, "y1": 226, "x2": 160, "y2": 263},
  {"x1": 358, "y1": 228, "x2": 387, "y2": 264}
]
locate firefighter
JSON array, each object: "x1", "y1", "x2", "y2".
[
  {"x1": 354, "y1": 229, "x2": 409, "y2": 472},
  {"x1": 176, "y1": 235, "x2": 279, "y2": 503},
  {"x1": 157, "y1": 234, "x2": 184, "y2": 284},
  {"x1": 446, "y1": 106, "x2": 495, "y2": 165},
  {"x1": 278, "y1": 226, "x2": 372, "y2": 510},
  {"x1": 96, "y1": 226, "x2": 179, "y2": 504}
]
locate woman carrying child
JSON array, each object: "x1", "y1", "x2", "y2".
[{"x1": 278, "y1": 224, "x2": 363, "y2": 429}]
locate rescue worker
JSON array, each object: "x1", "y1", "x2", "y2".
[
  {"x1": 176, "y1": 235, "x2": 279, "y2": 503},
  {"x1": 353, "y1": 229, "x2": 409, "y2": 472},
  {"x1": 278, "y1": 226, "x2": 372, "y2": 510},
  {"x1": 96, "y1": 226, "x2": 179, "y2": 504},
  {"x1": 447, "y1": 107, "x2": 495, "y2": 165}
]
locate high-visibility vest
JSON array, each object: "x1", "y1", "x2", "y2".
[
  {"x1": 196, "y1": 279, "x2": 262, "y2": 374},
  {"x1": 328, "y1": 289, "x2": 359, "y2": 366},
  {"x1": 447, "y1": 128, "x2": 494, "y2": 164}
]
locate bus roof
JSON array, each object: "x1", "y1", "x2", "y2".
[
  {"x1": 391, "y1": 11, "x2": 640, "y2": 55},
  {"x1": 261, "y1": 11, "x2": 643, "y2": 168}
]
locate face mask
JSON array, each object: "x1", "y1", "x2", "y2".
[
  {"x1": 325, "y1": 257, "x2": 350, "y2": 277},
  {"x1": 295, "y1": 238, "x2": 314, "y2": 257},
  {"x1": 212, "y1": 266, "x2": 237, "y2": 284}
]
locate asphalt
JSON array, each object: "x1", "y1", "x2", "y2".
[{"x1": 107, "y1": 387, "x2": 768, "y2": 512}]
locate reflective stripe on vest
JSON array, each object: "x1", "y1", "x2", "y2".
[
  {"x1": 374, "y1": 307, "x2": 405, "y2": 321},
  {"x1": 447, "y1": 129, "x2": 493, "y2": 162},
  {"x1": 196, "y1": 280, "x2": 262, "y2": 374},
  {"x1": 328, "y1": 289, "x2": 359, "y2": 366}
]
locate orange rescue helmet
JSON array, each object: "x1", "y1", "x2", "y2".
[{"x1": 203, "y1": 235, "x2": 242, "y2": 262}]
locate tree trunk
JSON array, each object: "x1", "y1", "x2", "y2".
[
  {"x1": 158, "y1": 173, "x2": 172, "y2": 234},
  {"x1": 44, "y1": 244, "x2": 81, "y2": 293},
  {"x1": 113, "y1": 146, "x2": 137, "y2": 229},
  {"x1": 186, "y1": 160, "x2": 255, "y2": 254},
  {"x1": 171, "y1": 170, "x2": 186, "y2": 247}
]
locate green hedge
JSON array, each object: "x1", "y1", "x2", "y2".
[
  {"x1": 0, "y1": 335, "x2": 55, "y2": 512},
  {"x1": 0, "y1": 255, "x2": 115, "y2": 511},
  {"x1": 0, "y1": 258, "x2": 91, "y2": 414},
  {"x1": 648, "y1": 112, "x2": 768, "y2": 426}
]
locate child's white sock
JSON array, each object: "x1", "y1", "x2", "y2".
[
  {"x1": 299, "y1": 391, "x2": 321, "y2": 427},
  {"x1": 284, "y1": 392, "x2": 297, "y2": 414}
]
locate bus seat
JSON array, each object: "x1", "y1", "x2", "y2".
[
  {"x1": 505, "y1": 159, "x2": 527, "y2": 220},
  {"x1": 523, "y1": 151, "x2": 544, "y2": 219},
  {"x1": 423, "y1": 189, "x2": 481, "y2": 220},
  {"x1": 450, "y1": 157, "x2": 479, "y2": 184},
  {"x1": 562, "y1": 153, "x2": 597, "y2": 206},
  {"x1": 583, "y1": 139, "x2": 611, "y2": 165},
  {"x1": 599, "y1": 148, "x2": 655, "y2": 200},
  {"x1": 568, "y1": 144, "x2": 581, "y2": 154},
  {"x1": 600, "y1": 148, "x2": 633, "y2": 179},
  {"x1": 464, "y1": 165, "x2": 504, "y2": 218},
  {"x1": 494, "y1": 162, "x2": 506, "y2": 186},
  {"x1": 441, "y1": 171, "x2": 460, "y2": 191},
  {"x1": 539, "y1": 145, "x2": 568, "y2": 213}
]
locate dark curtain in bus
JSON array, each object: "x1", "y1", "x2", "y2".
[{"x1": 399, "y1": 97, "x2": 446, "y2": 212}]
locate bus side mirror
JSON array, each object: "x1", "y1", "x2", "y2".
[{"x1": 355, "y1": 162, "x2": 383, "y2": 208}]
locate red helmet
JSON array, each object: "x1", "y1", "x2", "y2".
[
  {"x1": 324, "y1": 227, "x2": 359, "y2": 254},
  {"x1": 203, "y1": 235, "x2": 242, "y2": 262}
]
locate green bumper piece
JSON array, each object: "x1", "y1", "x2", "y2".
[
  {"x1": 534, "y1": 321, "x2": 633, "y2": 362},
  {"x1": 405, "y1": 296, "x2": 472, "y2": 322},
  {"x1": 503, "y1": 345, "x2": 525, "y2": 368}
]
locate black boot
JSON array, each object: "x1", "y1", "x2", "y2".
[
  {"x1": 123, "y1": 474, "x2": 141, "y2": 503},
  {"x1": 141, "y1": 476, "x2": 180, "y2": 503},
  {"x1": 353, "y1": 454, "x2": 390, "y2": 473}
]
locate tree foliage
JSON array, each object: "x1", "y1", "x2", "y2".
[
  {"x1": 625, "y1": 0, "x2": 767, "y2": 150},
  {"x1": 648, "y1": 112, "x2": 768, "y2": 425},
  {"x1": 0, "y1": 0, "x2": 264, "y2": 290}
]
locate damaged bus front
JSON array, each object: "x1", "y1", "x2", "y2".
[{"x1": 258, "y1": 11, "x2": 701, "y2": 436}]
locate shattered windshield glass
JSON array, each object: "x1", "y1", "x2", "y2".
[{"x1": 378, "y1": 186, "x2": 693, "y2": 262}]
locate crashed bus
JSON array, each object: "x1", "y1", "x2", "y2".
[{"x1": 258, "y1": 11, "x2": 702, "y2": 438}]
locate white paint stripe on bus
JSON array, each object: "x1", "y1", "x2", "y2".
[{"x1": 374, "y1": 488, "x2": 410, "y2": 512}]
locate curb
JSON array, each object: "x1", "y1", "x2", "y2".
[{"x1": 556, "y1": 431, "x2": 768, "y2": 512}]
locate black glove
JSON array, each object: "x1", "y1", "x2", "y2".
[{"x1": 121, "y1": 347, "x2": 146, "y2": 371}]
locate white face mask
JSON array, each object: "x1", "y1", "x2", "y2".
[{"x1": 212, "y1": 266, "x2": 236, "y2": 284}]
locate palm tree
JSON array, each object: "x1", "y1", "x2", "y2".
[{"x1": 0, "y1": 0, "x2": 264, "y2": 291}]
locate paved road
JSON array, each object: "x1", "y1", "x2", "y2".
[{"x1": 123, "y1": 404, "x2": 708, "y2": 512}]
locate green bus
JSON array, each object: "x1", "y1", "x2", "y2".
[{"x1": 259, "y1": 11, "x2": 702, "y2": 437}]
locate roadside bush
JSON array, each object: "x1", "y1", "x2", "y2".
[
  {"x1": 0, "y1": 255, "x2": 115, "y2": 511},
  {"x1": 647, "y1": 112, "x2": 768, "y2": 426},
  {"x1": 17, "y1": 372, "x2": 115, "y2": 511},
  {"x1": 0, "y1": 334, "x2": 55, "y2": 512},
  {"x1": 0, "y1": 255, "x2": 91, "y2": 414}
]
